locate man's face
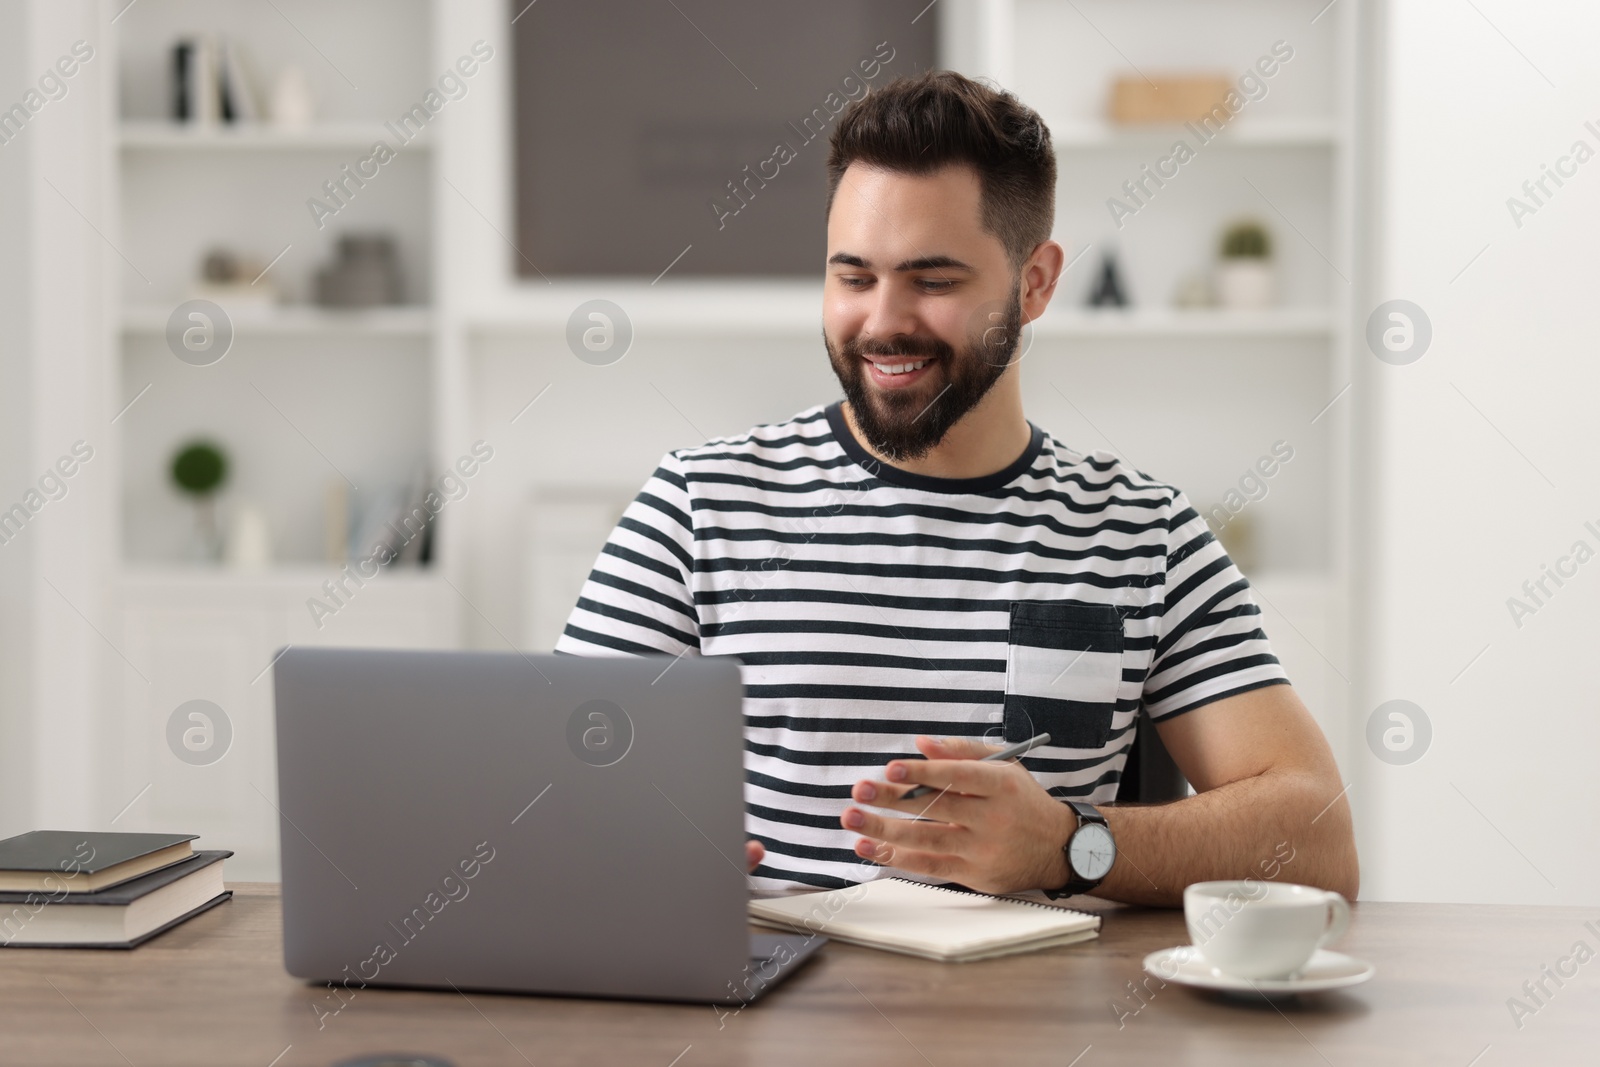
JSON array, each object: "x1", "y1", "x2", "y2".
[{"x1": 823, "y1": 162, "x2": 1024, "y2": 462}]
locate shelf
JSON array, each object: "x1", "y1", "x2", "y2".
[
  {"x1": 463, "y1": 284, "x2": 1330, "y2": 341},
  {"x1": 1030, "y1": 306, "x2": 1332, "y2": 338},
  {"x1": 1048, "y1": 117, "x2": 1340, "y2": 148},
  {"x1": 465, "y1": 281, "x2": 825, "y2": 336},
  {"x1": 122, "y1": 304, "x2": 435, "y2": 337},
  {"x1": 118, "y1": 564, "x2": 446, "y2": 592},
  {"x1": 118, "y1": 120, "x2": 432, "y2": 152}
]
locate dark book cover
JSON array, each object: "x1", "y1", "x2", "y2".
[
  {"x1": 0, "y1": 831, "x2": 197, "y2": 875},
  {"x1": 172, "y1": 39, "x2": 192, "y2": 121},
  {"x1": 0, "y1": 850, "x2": 231, "y2": 905},
  {"x1": 2, "y1": 892, "x2": 234, "y2": 950}
]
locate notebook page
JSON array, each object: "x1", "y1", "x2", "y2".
[{"x1": 748, "y1": 877, "x2": 1098, "y2": 957}]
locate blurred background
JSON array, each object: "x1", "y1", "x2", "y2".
[{"x1": 0, "y1": 0, "x2": 1594, "y2": 903}]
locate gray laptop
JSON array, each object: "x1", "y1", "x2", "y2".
[{"x1": 271, "y1": 646, "x2": 824, "y2": 1004}]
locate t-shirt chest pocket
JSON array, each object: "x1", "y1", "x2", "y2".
[{"x1": 1002, "y1": 602, "x2": 1123, "y2": 749}]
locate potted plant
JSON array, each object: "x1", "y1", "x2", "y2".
[
  {"x1": 1214, "y1": 219, "x2": 1274, "y2": 310},
  {"x1": 171, "y1": 439, "x2": 228, "y2": 563}
]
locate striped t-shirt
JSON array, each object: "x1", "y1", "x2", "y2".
[{"x1": 555, "y1": 401, "x2": 1289, "y2": 891}]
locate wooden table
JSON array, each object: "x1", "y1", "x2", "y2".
[{"x1": 2, "y1": 883, "x2": 1595, "y2": 1066}]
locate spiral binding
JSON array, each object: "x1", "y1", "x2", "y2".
[{"x1": 888, "y1": 876, "x2": 1096, "y2": 917}]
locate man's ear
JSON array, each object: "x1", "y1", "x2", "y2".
[{"x1": 1019, "y1": 238, "x2": 1067, "y2": 323}]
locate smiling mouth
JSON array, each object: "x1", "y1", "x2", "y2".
[{"x1": 863, "y1": 356, "x2": 935, "y2": 376}]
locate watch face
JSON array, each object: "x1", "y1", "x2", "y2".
[{"x1": 1069, "y1": 822, "x2": 1116, "y2": 881}]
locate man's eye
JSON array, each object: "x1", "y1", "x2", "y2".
[{"x1": 836, "y1": 277, "x2": 956, "y2": 292}]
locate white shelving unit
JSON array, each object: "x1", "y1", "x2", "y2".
[
  {"x1": 103, "y1": 0, "x2": 461, "y2": 880},
  {"x1": 87, "y1": 0, "x2": 1361, "y2": 879}
]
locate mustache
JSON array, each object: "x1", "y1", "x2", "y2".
[{"x1": 845, "y1": 335, "x2": 952, "y2": 360}]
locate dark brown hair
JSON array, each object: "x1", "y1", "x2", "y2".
[{"x1": 825, "y1": 70, "x2": 1056, "y2": 274}]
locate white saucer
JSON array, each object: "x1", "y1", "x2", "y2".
[{"x1": 1143, "y1": 945, "x2": 1375, "y2": 994}]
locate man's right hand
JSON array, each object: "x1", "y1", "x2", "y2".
[{"x1": 745, "y1": 839, "x2": 764, "y2": 873}]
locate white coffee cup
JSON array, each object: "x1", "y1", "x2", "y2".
[{"x1": 1183, "y1": 880, "x2": 1350, "y2": 980}]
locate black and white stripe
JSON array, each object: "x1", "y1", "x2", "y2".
[{"x1": 556, "y1": 401, "x2": 1289, "y2": 891}]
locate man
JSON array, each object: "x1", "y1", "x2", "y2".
[{"x1": 556, "y1": 70, "x2": 1358, "y2": 906}]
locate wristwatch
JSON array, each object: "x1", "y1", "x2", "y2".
[{"x1": 1043, "y1": 801, "x2": 1116, "y2": 899}]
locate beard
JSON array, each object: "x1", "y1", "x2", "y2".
[{"x1": 825, "y1": 287, "x2": 1023, "y2": 463}]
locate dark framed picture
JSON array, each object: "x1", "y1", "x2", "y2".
[{"x1": 511, "y1": 0, "x2": 936, "y2": 278}]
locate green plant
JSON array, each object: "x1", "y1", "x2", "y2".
[
  {"x1": 1220, "y1": 219, "x2": 1272, "y2": 259},
  {"x1": 171, "y1": 440, "x2": 228, "y2": 497}
]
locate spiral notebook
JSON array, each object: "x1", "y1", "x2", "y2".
[{"x1": 748, "y1": 877, "x2": 1101, "y2": 962}]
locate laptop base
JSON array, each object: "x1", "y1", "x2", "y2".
[{"x1": 717, "y1": 932, "x2": 828, "y2": 1006}]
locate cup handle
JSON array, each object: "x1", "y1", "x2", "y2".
[{"x1": 1317, "y1": 891, "x2": 1351, "y2": 949}]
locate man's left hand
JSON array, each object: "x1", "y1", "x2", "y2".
[{"x1": 842, "y1": 735, "x2": 1077, "y2": 895}]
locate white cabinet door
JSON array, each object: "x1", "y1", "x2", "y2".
[
  {"x1": 118, "y1": 603, "x2": 284, "y2": 882},
  {"x1": 116, "y1": 572, "x2": 460, "y2": 880}
]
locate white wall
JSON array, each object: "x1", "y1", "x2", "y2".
[
  {"x1": 0, "y1": 0, "x2": 39, "y2": 830},
  {"x1": 0, "y1": 0, "x2": 113, "y2": 836},
  {"x1": 1358, "y1": 0, "x2": 1600, "y2": 903}
]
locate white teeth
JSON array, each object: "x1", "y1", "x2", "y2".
[{"x1": 874, "y1": 359, "x2": 929, "y2": 375}]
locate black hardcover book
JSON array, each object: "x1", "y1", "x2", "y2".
[
  {"x1": 0, "y1": 830, "x2": 198, "y2": 893},
  {"x1": 0, "y1": 850, "x2": 233, "y2": 949}
]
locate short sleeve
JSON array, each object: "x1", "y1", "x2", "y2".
[
  {"x1": 553, "y1": 450, "x2": 701, "y2": 657},
  {"x1": 1141, "y1": 489, "x2": 1290, "y2": 720}
]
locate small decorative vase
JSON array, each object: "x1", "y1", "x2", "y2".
[
  {"x1": 187, "y1": 496, "x2": 224, "y2": 564},
  {"x1": 315, "y1": 234, "x2": 403, "y2": 307},
  {"x1": 225, "y1": 502, "x2": 273, "y2": 570},
  {"x1": 268, "y1": 67, "x2": 315, "y2": 130},
  {"x1": 1214, "y1": 259, "x2": 1274, "y2": 310}
]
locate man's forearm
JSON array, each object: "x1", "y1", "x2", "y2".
[{"x1": 1088, "y1": 768, "x2": 1358, "y2": 907}]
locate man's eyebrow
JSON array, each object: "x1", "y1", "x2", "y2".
[{"x1": 826, "y1": 252, "x2": 976, "y2": 273}]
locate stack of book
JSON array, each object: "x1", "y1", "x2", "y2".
[
  {"x1": 0, "y1": 831, "x2": 231, "y2": 949},
  {"x1": 171, "y1": 34, "x2": 259, "y2": 124}
]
